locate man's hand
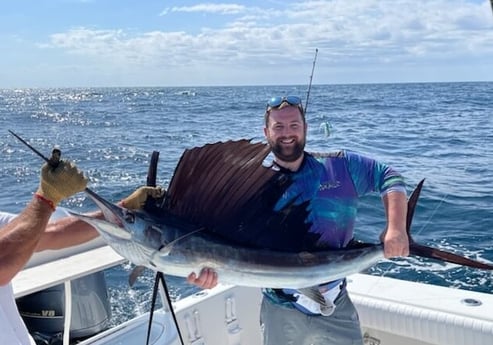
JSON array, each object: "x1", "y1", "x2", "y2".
[
  {"x1": 381, "y1": 228, "x2": 409, "y2": 258},
  {"x1": 121, "y1": 186, "x2": 165, "y2": 210},
  {"x1": 36, "y1": 160, "x2": 87, "y2": 208},
  {"x1": 187, "y1": 268, "x2": 218, "y2": 289}
]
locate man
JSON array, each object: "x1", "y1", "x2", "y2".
[
  {"x1": 187, "y1": 96, "x2": 409, "y2": 344},
  {"x1": 0, "y1": 158, "x2": 162, "y2": 345}
]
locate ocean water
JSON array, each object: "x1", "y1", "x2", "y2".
[{"x1": 1, "y1": 82, "x2": 492, "y2": 325}]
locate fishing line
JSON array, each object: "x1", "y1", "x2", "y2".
[{"x1": 407, "y1": 123, "x2": 492, "y2": 240}]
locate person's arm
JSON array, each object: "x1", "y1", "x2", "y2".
[
  {"x1": 0, "y1": 198, "x2": 54, "y2": 285},
  {"x1": 35, "y1": 211, "x2": 101, "y2": 252},
  {"x1": 381, "y1": 190, "x2": 409, "y2": 258},
  {"x1": 0, "y1": 160, "x2": 87, "y2": 286},
  {"x1": 345, "y1": 151, "x2": 409, "y2": 258}
]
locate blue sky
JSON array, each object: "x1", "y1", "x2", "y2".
[{"x1": 1, "y1": 0, "x2": 492, "y2": 87}]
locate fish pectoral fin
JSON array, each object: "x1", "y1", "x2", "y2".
[
  {"x1": 128, "y1": 265, "x2": 147, "y2": 287},
  {"x1": 296, "y1": 287, "x2": 335, "y2": 316},
  {"x1": 158, "y1": 227, "x2": 207, "y2": 255},
  {"x1": 297, "y1": 287, "x2": 327, "y2": 306}
]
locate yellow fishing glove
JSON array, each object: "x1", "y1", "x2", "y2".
[
  {"x1": 36, "y1": 160, "x2": 88, "y2": 210},
  {"x1": 121, "y1": 186, "x2": 165, "y2": 210}
]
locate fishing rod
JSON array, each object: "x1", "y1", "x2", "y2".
[{"x1": 304, "y1": 48, "x2": 318, "y2": 115}]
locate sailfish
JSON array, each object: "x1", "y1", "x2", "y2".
[{"x1": 66, "y1": 139, "x2": 493, "y2": 290}]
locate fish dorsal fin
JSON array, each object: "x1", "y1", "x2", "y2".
[{"x1": 163, "y1": 139, "x2": 288, "y2": 230}]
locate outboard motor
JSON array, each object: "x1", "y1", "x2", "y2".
[{"x1": 16, "y1": 272, "x2": 111, "y2": 345}]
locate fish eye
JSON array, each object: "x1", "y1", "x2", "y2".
[{"x1": 123, "y1": 211, "x2": 135, "y2": 223}]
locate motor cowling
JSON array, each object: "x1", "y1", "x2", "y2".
[{"x1": 16, "y1": 271, "x2": 111, "y2": 344}]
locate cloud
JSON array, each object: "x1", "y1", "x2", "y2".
[
  {"x1": 160, "y1": 3, "x2": 247, "y2": 16},
  {"x1": 36, "y1": 0, "x2": 493, "y2": 85}
]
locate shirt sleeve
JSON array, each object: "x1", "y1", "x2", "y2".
[{"x1": 344, "y1": 150, "x2": 406, "y2": 197}]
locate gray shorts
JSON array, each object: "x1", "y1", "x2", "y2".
[{"x1": 260, "y1": 289, "x2": 363, "y2": 345}]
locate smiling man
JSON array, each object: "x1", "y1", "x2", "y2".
[{"x1": 188, "y1": 95, "x2": 409, "y2": 344}]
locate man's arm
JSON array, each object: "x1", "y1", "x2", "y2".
[
  {"x1": 34, "y1": 211, "x2": 101, "y2": 252},
  {"x1": 381, "y1": 191, "x2": 409, "y2": 258},
  {"x1": 345, "y1": 151, "x2": 409, "y2": 258},
  {"x1": 0, "y1": 199, "x2": 54, "y2": 285}
]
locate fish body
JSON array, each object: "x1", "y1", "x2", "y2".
[{"x1": 75, "y1": 192, "x2": 385, "y2": 289}]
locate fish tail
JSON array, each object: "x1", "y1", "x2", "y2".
[
  {"x1": 410, "y1": 242, "x2": 493, "y2": 270},
  {"x1": 407, "y1": 179, "x2": 493, "y2": 270},
  {"x1": 405, "y1": 178, "x2": 425, "y2": 242}
]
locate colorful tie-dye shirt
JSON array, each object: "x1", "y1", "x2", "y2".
[{"x1": 272, "y1": 150, "x2": 406, "y2": 251}]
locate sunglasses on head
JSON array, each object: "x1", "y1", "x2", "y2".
[{"x1": 266, "y1": 96, "x2": 303, "y2": 109}]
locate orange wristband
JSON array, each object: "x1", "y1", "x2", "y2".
[{"x1": 34, "y1": 193, "x2": 55, "y2": 211}]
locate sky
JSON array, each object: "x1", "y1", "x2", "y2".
[{"x1": 1, "y1": 0, "x2": 493, "y2": 87}]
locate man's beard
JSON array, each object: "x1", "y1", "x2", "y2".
[{"x1": 268, "y1": 137, "x2": 305, "y2": 163}]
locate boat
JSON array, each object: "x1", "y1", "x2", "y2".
[{"x1": 12, "y1": 208, "x2": 493, "y2": 345}]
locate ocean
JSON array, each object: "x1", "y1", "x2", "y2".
[{"x1": 1, "y1": 82, "x2": 492, "y2": 325}]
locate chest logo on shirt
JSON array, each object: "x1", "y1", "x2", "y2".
[{"x1": 319, "y1": 180, "x2": 341, "y2": 191}]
